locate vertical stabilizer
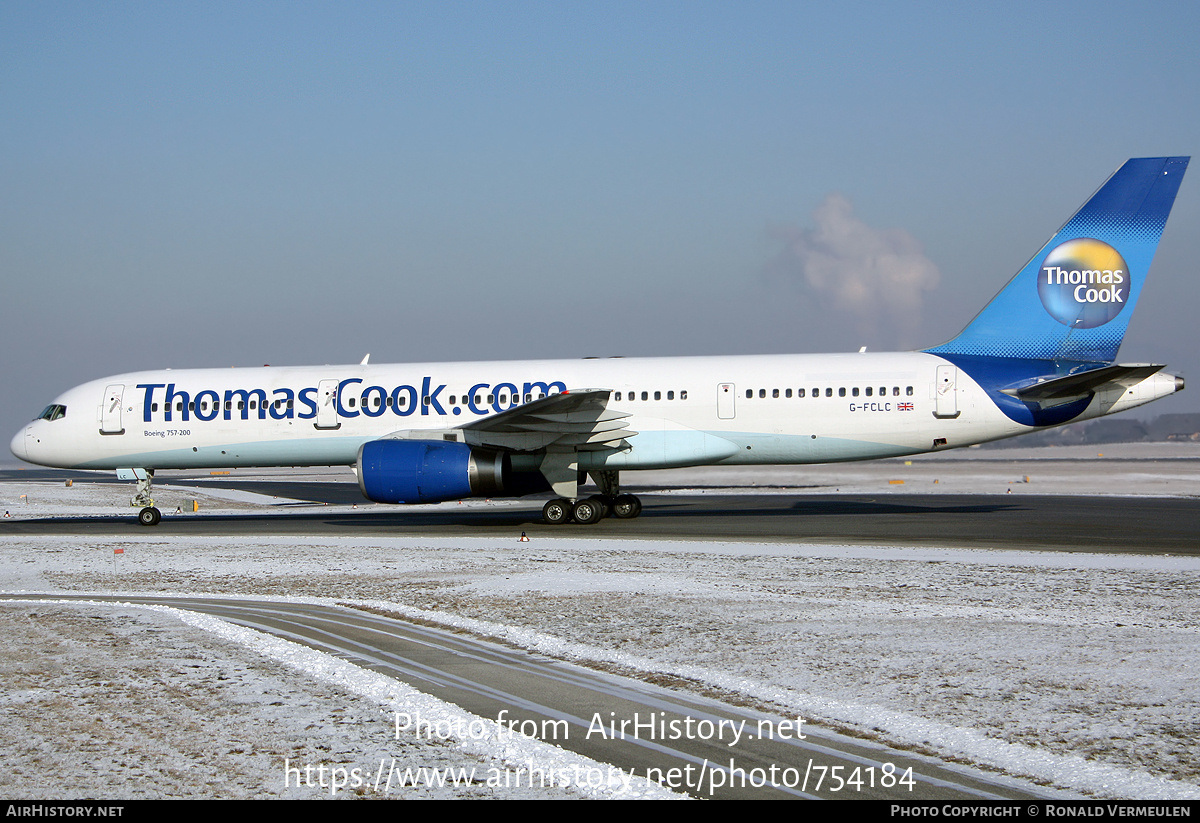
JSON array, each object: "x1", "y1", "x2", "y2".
[{"x1": 927, "y1": 157, "x2": 1188, "y2": 363}]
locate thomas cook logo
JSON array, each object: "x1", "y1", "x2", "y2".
[{"x1": 1036, "y1": 238, "x2": 1129, "y2": 328}]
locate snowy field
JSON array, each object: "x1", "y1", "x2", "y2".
[{"x1": 1, "y1": 447, "x2": 1198, "y2": 800}]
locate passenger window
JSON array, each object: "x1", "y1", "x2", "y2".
[
  {"x1": 907, "y1": 386, "x2": 914, "y2": 396},
  {"x1": 865, "y1": 387, "x2": 872, "y2": 397},
  {"x1": 667, "y1": 391, "x2": 674, "y2": 400},
  {"x1": 839, "y1": 388, "x2": 846, "y2": 397},
  {"x1": 798, "y1": 389, "x2": 805, "y2": 398},
  {"x1": 825, "y1": 388, "x2": 832, "y2": 398},
  {"x1": 641, "y1": 391, "x2": 648, "y2": 400},
  {"x1": 851, "y1": 388, "x2": 859, "y2": 397},
  {"x1": 152, "y1": 403, "x2": 159, "y2": 412},
  {"x1": 773, "y1": 389, "x2": 779, "y2": 398},
  {"x1": 680, "y1": 390, "x2": 687, "y2": 400},
  {"x1": 746, "y1": 389, "x2": 753, "y2": 399},
  {"x1": 785, "y1": 389, "x2": 792, "y2": 398}
]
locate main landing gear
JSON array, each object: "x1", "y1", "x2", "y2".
[
  {"x1": 541, "y1": 470, "x2": 642, "y2": 525},
  {"x1": 541, "y1": 494, "x2": 642, "y2": 525}
]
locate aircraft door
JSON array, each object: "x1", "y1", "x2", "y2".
[
  {"x1": 934, "y1": 366, "x2": 959, "y2": 418},
  {"x1": 315, "y1": 379, "x2": 341, "y2": 429},
  {"x1": 717, "y1": 383, "x2": 736, "y2": 419},
  {"x1": 100, "y1": 384, "x2": 125, "y2": 434}
]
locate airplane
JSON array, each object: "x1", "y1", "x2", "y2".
[{"x1": 9, "y1": 156, "x2": 1190, "y2": 526}]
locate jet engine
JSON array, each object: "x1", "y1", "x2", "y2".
[{"x1": 357, "y1": 439, "x2": 546, "y2": 503}]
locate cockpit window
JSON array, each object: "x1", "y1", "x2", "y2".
[{"x1": 37, "y1": 404, "x2": 67, "y2": 421}]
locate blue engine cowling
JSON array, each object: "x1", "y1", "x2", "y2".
[{"x1": 357, "y1": 439, "x2": 546, "y2": 503}]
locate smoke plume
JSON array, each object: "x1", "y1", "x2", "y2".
[{"x1": 768, "y1": 193, "x2": 940, "y2": 349}]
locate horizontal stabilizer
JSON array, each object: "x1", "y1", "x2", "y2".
[{"x1": 1001, "y1": 364, "x2": 1164, "y2": 403}]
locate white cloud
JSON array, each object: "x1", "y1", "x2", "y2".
[{"x1": 768, "y1": 193, "x2": 940, "y2": 349}]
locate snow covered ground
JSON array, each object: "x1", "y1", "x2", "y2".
[
  {"x1": 0, "y1": 599, "x2": 676, "y2": 800},
  {"x1": 1, "y1": 448, "x2": 1198, "y2": 799}
]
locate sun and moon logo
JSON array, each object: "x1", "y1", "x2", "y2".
[{"x1": 1036, "y1": 238, "x2": 1130, "y2": 329}]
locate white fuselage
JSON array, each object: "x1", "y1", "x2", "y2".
[{"x1": 10, "y1": 351, "x2": 1178, "y2": 475}]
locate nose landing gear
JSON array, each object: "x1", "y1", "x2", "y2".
[{"x1": 122, "y1": 467, "x2": 162, "y2": 527}]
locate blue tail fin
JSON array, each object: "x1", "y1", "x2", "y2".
[{"x1": 927, "y1": 157, "x2": 1188, "y2": 363}]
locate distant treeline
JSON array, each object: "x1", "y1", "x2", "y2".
[{"x1": 981, "y1": 413, "x2": 1200, "y2": 448}]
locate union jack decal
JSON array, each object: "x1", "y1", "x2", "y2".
[{"x1": 898, "y1": 402, "x2": 914, "y2": 411}]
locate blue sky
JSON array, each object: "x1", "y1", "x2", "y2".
[{"x1": 2, "y1": 1, "x2": 1198, "y2": 446}]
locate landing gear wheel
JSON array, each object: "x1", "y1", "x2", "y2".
[
  {"x1": 611, "y1": 494, "x2": 642, "y2": 519},
  {"x1": 572, "y1": 498, "x2": 603, "y2": 525},
  {"x1": 138, "y1": 506, "x2": 161, "y2": 526},
  {"x1": 542, "y1": 498, "x2": 572, "y2": 525}
]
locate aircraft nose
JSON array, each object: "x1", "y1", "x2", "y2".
[{"x1": 10, "y1": 426, "x2": 28, "y2": 462}]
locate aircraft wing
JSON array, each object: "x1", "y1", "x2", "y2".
[
  {"x1": 370, "y1": 388, "x2": 634, "y2": 500},
  {"x1": 1001, "y1": 364, "x2": 1165, "y2": 405},
  {"x1": 460, "y1": 388, "x2": 635, "y2": 452}
]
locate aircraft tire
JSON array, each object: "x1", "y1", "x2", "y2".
[
  {"x1": 138, "y1": 506, "x2": 161, "y2": 526},
  {"x1": 542, "y1": 498, "x2": 572, "y2": 525},
  {"x1": 611, "y1": 494, "x2": 642, "y2": 519},
  {"x1": 571, "y1": 498, "x2": 603, "y2": 525}
]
